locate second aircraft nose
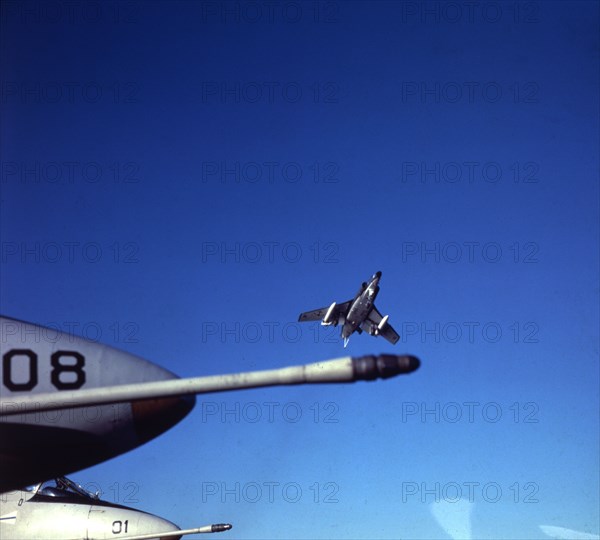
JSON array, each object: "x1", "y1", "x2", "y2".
[{"x1": 87, "y1": 505, "x2": 182, "y2": 540}]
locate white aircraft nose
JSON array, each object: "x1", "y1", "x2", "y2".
[{"x1": 87, "y1": 506, "x2": 181, "y2": 540}]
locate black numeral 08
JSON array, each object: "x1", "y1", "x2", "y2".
[{"x1": 2, "y1": 349, "x2": 86, "y2": 391}]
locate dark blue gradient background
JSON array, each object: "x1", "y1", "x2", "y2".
[{"x1": 1, "y1": 1, "x2": 598, "y2": 538}]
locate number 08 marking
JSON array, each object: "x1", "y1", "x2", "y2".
[{"x1": 2, "y1": 349, "x2": 86, "y2": 391}]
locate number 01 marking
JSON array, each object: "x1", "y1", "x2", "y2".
[{"x1": 112, "y1": 520, "x2": 129, "y2": 534}]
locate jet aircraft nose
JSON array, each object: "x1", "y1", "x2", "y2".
[
  {"x1": 87, "y1": 504, "x2": 182, "y2": 540},
  {"x1": 375, "y1": 271, "x2": 382, "y2": 278}
]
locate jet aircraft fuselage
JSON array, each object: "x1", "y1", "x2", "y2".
[
  {"x1": 298, "y1": 271, "x2": 400, "y2": 346},
  {"x1": 342, "y1": 271, "x2": 382, "y2": 341}
]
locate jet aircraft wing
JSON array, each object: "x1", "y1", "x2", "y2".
[
  {"x1": 298, "y1": 300, "x2": 352, "y2": 324},
  {"x1": 365, "y1": 306, "x2": 401, "y2": 345}
]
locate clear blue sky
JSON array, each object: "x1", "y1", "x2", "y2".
[{"x1": 1, "y1": 1, "x2": 598, "y2": 538}]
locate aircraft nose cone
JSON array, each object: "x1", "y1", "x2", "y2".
[
  {"x1": 132, "y1": 395, "x2": 196, "y2": 444},
  {"x1": 137, "y1": 515, "x2": 183, "y2": 540},
  {"x1": 375, "y1": 271, "x2": 382, "y2": 278}
]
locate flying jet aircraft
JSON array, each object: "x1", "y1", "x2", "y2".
[
  {"x1": 1, "y1": 477, "x2": 231, "y2": 540},
  {"x1": 0, "y1": 315, "x2": 420, "y2": 539},
  {"x1": 298, "y1": 271, "x2": 400, "y2": 346}
]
